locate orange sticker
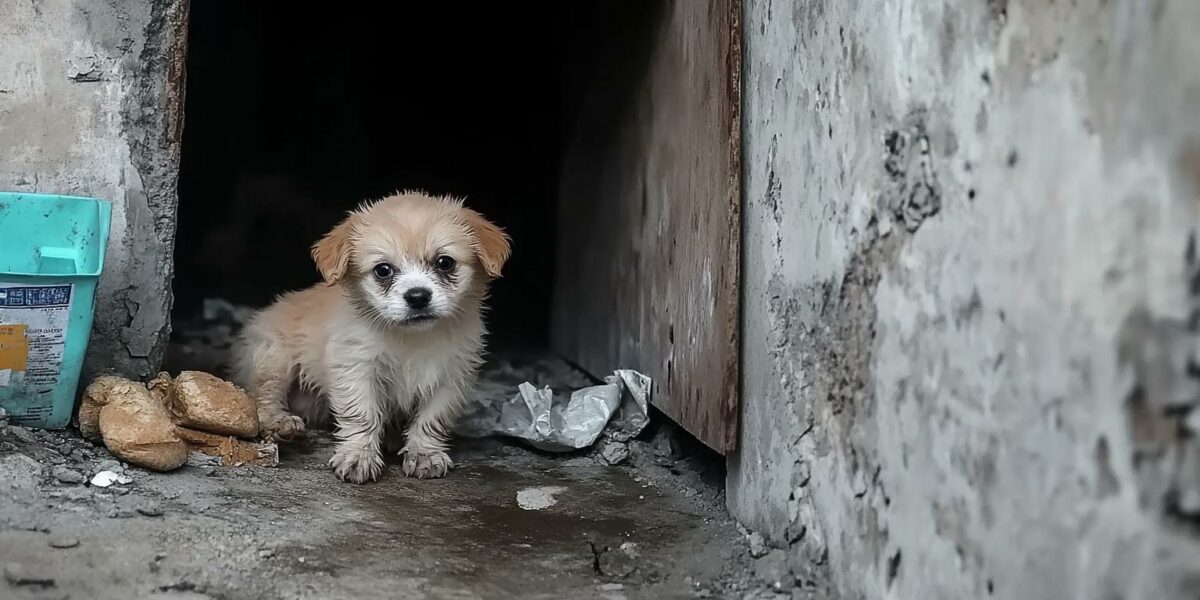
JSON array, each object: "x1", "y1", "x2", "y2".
[{"x1": 0, "y1": 324, "x2": 29, "y2": 371}]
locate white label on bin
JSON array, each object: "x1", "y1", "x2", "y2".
[{"x1": 0, "y1": 284, "x2": 73, "y2": 391}]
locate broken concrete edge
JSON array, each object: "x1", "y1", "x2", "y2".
[
  {"x1": 83, "y1": 0, "x2": 189, "y2": 384},
  {"x1": 732, "y1": 519, "x2": 832, "y2": 595}
]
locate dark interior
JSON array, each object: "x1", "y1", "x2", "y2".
[
  {"x1": 177, "y1": 0, "x2": 724, "y2": 503},
  {"x1": 174, "y1": 3, "x2": 625, "y2": 349}
]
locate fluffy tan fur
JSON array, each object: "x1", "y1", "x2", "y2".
[{"x1": 232, "y1": 191, "x2": 510, "y2": 483}]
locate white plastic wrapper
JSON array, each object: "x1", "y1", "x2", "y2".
[
  {"x1": 604, "y1": 370, "x2": 651, "y2": 442},
  {"x1": 457, "y1": 367, "x2": 651, "y2": 452}
]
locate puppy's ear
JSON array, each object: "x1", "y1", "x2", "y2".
[
  {"x1": 463, "y1": 208, "x2": 511, "y2": 278},
  {"x1": 311, "y1": 214, "x2": 358, "y2": 285}
]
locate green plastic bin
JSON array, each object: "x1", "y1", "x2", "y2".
[{"x1": 0, "y1": 192, "x2": 112, "y2": 429}]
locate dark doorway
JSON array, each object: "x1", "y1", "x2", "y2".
[
  {"x1": 175, "y1": 3, "x2": 572, "y2": 349},
  {"x1": 174, "y1": 2, "x2": 738, "y2": 454}
]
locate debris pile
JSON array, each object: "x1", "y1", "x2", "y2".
[
  {"x1": 79, "y1": 371, "x2": 277, "y2": 471},
  {"x1": 0, "y1": 415, "x2": 140, "y2": 498},
  {"x1": 457, "y1": 358, "x2": 652, "y2": 456}
]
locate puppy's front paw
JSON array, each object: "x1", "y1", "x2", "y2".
[
  {"x1": 261, "y1": 414, "x2": 306, "y2": 443},
  {"x1": 329, "y1": 445, "x2": 384, "y2": 484},
  {"x1": 401, "y1": 450, "x2": 453, "y2": 479}
]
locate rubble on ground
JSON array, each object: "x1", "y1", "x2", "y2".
[{"x1": 0, "y1": 299, "x2": 778, "y2": 598}]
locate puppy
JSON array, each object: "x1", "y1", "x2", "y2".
[{"x1": 232, "y1": 191, "x2": 510, "y2": 483}]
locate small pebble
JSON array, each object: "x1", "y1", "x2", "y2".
[
  {"x1": 137, "y1": 504, "x2": 164, "y2": 517},
  {"x1": 754, "y1": 549, "x2": 790, "y2": 589},
  {"x1": 3, "y1": 563, "x2": 55, "y2": 587},
  {"x1": 748, "y1": 532, "x2": 768, "y2": 558},
  {"x1": 8, "y1": 426, "x2": 38, "y2": 444},
  {"x1": 52, "y1": 466, "x2": 85, "y2": 485},
  {"x1": 258, "y1": 549, "x2": 275, "y2": 559},
  {"x1": 57, "y1": 444, "x2": 73, "y2": 456},
  {"x1": 48, "y1": 536, "x2": 80, "y2": 549},
  {"x1": 95, "y1": 459, "x2": 124, "y2": 472},
  {"x1": 599, "y1": 441, "x2": 631, "y2": 466},
  {"x1": 59, "y1": 487, "x2": 94, "y2": 502}
]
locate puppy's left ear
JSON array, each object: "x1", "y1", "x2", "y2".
[
  {"x1": 463, "y1": 209, "x2": 511, "y2": 278},
  {"x1": 311, "y1": 214, "x2": 358, "y2": 285}
]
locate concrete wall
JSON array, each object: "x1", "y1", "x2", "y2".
[
  {"x1": 0, "y1": 0, "x2": 188, "y2": 381},
  {"x1": 730, "y1": 0, "x2": 1200, "y2": 598}
]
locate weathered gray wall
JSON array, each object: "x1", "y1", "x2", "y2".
[
  {"x1": 730, "y1": 0, "x2": 1200, "y2": 598},
  {"x1": 0, "y1": 0, "x2": 188, "y2": 381}
]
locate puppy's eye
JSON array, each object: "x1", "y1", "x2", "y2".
[
  {"x1": 434, "y1": 255, "x2": 456, "y2": 273},
  {"x1": 372, "y1": 263, "x2": 394, "y2": 279}
]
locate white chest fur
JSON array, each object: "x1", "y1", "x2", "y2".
[{"x1": 323, "y1": 309, "x2": 481, "y2": 412}]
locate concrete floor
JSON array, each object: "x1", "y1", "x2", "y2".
[{"x1": 0, "y1": 427, "x2": 762, "y2": 600}]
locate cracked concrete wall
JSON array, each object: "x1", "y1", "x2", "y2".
[
  {"x1": 0, "y1": 0, "x2": 188, "y2": 382},
  {"x1": 729, "y1": 0, "x2": 1200, "y2": 598}
]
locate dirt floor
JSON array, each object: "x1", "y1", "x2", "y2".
[
  {"x1": 0, "y1": 301, "x2": 810, "y2": 599},
  {"x1": 0, "y1": 422, "x2": 782, "y2": 600},
  {"x1": 0, "y1": 312, "x2": 809, "y2": 600}
]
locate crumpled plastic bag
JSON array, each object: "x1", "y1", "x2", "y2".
[{"x1": 456, "y1": 369, "x2": 651, "y2": 452}]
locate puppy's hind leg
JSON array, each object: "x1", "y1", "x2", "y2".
[
  {"x1": 255, "y1": 373, "x2": 306, "y2": 442},
  {"x1": 242, "y1": 342, "x2": 305, "y2": 442}
]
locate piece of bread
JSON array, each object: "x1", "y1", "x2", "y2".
[
  {"x1": 175, "y1": 427, "x2": 279, "y2": 467},
  {"x1": 167, "y1": 371, "x2": 258, "y2": 438},
  {"x1": 97, "y1": 382, "x2": 188, "y2": 472},
  {"x1": 77, "y1": 374, "x2": 129, "y2": 441}
]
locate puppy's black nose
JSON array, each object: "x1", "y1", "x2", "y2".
[{"x1": 403, "y1": 287, "x2": 432, "y2": 309}]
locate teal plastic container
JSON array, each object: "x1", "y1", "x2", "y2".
[{"x1": 0, "y1": 192, "x2": 112, "y2": 429}]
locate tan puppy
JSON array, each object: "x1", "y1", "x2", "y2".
[{"x1": 232, "y1": 192, "x2": 510, "y2": 483}]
